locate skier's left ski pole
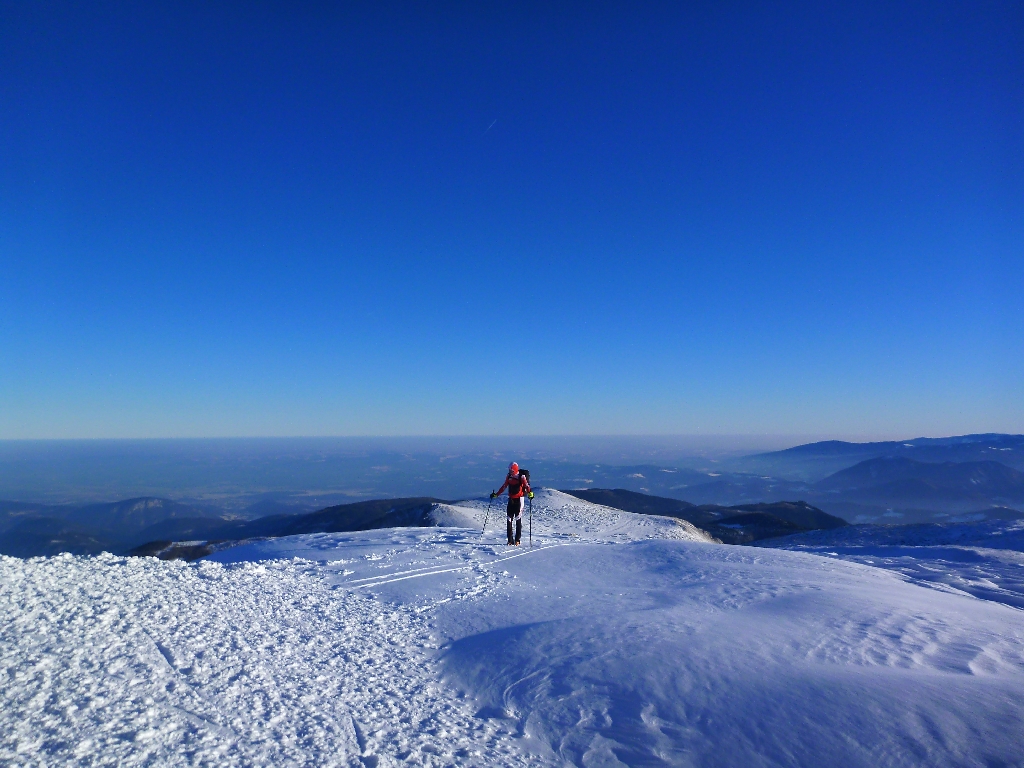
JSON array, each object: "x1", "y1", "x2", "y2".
[{"x1": 529, "y1": 495, "x2": 533, "y2": 548}]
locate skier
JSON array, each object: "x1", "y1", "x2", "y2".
[{"x1": 491, "y1": 462, "x2": 533, "y2": 546}]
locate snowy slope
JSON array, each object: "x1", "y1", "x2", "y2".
[
  {"x1": 3, "y1": 490, "x2": 1024, "y2": 766},
  {"x1": 760, "y1": 519, "x2": 1024, "y2": 610}
]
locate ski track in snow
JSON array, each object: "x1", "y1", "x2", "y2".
[{"x1": 4, "y1": 490, "x2": 1024, "y2": 766}]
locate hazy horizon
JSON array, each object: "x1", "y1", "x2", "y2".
[
  {"x1": 2, "y1": 431, "x2": 1020, "y2": 510},
  {"x1": 0, "y1": 433, "x2": 797, "y2": 505},
  {"x1": 0, "y1": 430, "x2": 1011, "y2": 445}
]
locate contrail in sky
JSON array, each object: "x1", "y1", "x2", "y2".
[{"x1": 483, "y1": 119, "x2": 497, "y2": 135}]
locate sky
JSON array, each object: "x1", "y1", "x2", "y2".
[{"x1": 1, "y1": 1, "x2": 1021, "y2": 439}]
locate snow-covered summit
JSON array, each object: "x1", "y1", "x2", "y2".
[{"x1": 434, "y1": 488, "x2": 714, "y2": 543}]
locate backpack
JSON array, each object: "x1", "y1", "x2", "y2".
[{"x1": 506, "y1": 468, "x2": 531, "y2": 492}]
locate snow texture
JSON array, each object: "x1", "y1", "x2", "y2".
[
  {"x1": 761, "y1": 519, "x2": 1024, "y2": 610},
  {"x1": 3, "y1": 489, "x2": 1024, "y2": 766}
]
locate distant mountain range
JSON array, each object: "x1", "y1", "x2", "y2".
[
  {"x1": 0, "y1": 516, "x2": 115, "y2": 558},
  {"x1": 678, "y1": 436, "x2": 1024, "y2": 523},
  {"x1": 128, "y1": 498, "x2": 452, "y2": 560},
  {"x1": 0, "y1": 496, "x2": 447, "y2": 559},
  {"x1": 736, "y1": 433, "x2": 1024, "y2": 481},
  {"x1": 815, "y1": 457, "x2": 1024, "y2": 501},
  {"x1": 0, "y1": 497, "x2": 230, "y2": 557}
]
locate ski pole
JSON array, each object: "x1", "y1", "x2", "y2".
[
  {"x1": 483, "y1": 493, "x2": 493, "y2": 534},
  {"x1": 529, "y1": 495, "x2": 533, "y2": 548}
]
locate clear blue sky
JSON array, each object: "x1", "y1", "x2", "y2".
[{"x1": 2, "y1": 1, "x2": 1021, "y2": 439}]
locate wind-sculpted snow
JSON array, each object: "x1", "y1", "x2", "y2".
[
  {"x1": 4, "y1": 490, "x2": 1024, "y2": 766},
  {"x1": 761, "y1": 519, "x2": 1024, "y2": 610},
  {"x1": 436, "y1": 543, "x2": 1024, "y2": 766}
]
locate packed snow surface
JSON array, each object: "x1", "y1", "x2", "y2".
[{"x1": 3, "y1": 490, "x2": 1024, "y2": 766}]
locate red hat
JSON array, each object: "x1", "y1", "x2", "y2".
[{"x1": 509, "y1": 462, "x2": 519, "y2": 473}]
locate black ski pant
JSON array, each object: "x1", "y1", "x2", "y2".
[{"x1": 506, "y1": 497, "x2": 523, "y2": 544}]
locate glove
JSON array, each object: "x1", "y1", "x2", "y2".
[
  {"x1": 489, "y1": 492, "x2": 497, "y2": 500},
  {"x1": 528, "y1": 491, "x2": 534, "y2": 499}
]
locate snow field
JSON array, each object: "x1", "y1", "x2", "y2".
[
  {"x1": 0, "y1": 552, "x2": 533, "y2": 767},
  {"x1": 430, "y1": 541, "x2": 1024, "y2": 766},
  {"x1": 5, "y1": 489, "x2": 1024, "y2": 766},
  {"x1": 219, "y1": 493, "x2": 1024, "y2": 766}
]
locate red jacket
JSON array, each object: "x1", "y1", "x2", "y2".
[{"x1": 496, "y1": 472, "x2": 531, "y2": 499}]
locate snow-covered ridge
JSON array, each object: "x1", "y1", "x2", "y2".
[
  {"x1": 431, "y1": 489, "x2": 714, "y2": 544},
  {"x1": 130, "y1": 489, "x2": 713, "y2": 562}
]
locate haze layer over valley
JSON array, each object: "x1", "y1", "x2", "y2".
[{"x1": 3, "y1": 434, "x2": 1022, "y2": 559}]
